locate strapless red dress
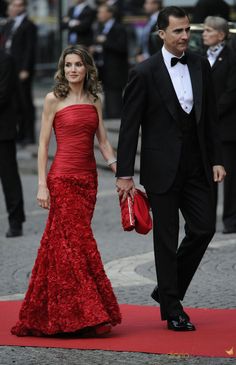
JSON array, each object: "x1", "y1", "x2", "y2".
[{"x1": 11, "y1": 105, "x2": 121, "y2": 336}]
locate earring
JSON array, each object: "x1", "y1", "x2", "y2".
[{"x1": 86, "y1": 72, "x2": 89, "y2": 81}]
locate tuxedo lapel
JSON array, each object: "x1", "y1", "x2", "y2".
[
  {"x1": 151, "y1": 52, "x2": 180, "y2": 123},
  {"x1": 211, "y1": 47, "x2": 227, "y2": 71},
  {"x1": 186, "y1": 52, "x2": 202, "y2": 124},
  {"x1": 151, "y1": 51, "x2": 203, "y2": 124}
]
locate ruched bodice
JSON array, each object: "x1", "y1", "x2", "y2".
[{"x1": 49, "y1": 104, "x2": 99, "y2": 176}]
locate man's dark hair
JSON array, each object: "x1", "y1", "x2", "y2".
[
  {"x1": 100, "y1": 4, "x2": 117, "y2": 18},
  {"x1": 157, "y1": 6, "x2": 188, "y2": 30}
]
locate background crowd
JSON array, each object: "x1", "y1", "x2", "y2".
[{"x1": 0, "y1": 0, "x2": 236, "y2": 237}]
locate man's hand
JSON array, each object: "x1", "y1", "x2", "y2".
[
  {"x1": 116, "y1": 178, "x2": 136, "y2": 202},
  {"x1": 69, "y1": 19, "x2": 80, "y2": 27},
  {"x1": 213, "y1": 165, "x2": 226, "y2": 182},
  {"x1": 19, "y1": 70, "x2": 29, "y2": 80},
  {"x1": 96, "y1": 35, "x2": 106, "y2": 43}
]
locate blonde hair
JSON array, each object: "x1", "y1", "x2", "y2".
[{"x1": 53, "y1": 45, "x2": 102, "y2": 100}]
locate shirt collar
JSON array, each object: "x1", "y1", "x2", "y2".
[
  {"x1": 103, "y1": 18, "x2": 115, "y2": 34},
  {"x1": 74, "y1": 2, "x2": 87, "y2": 13},
  {"x1": 162, "y1": 46, "x2": 185, "y2": 67},
  {"x1": 150, "y1": 11, "x2": 159, "y2": 24},
  {"x1": 209, "y1": 42, "x2": 225, "y2": 53},
  {"x1": 14, "y1": 12, "x2": 27, "y2": 23}
]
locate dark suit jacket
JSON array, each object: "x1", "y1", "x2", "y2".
[
  {"x1": 0, "y1": 50, "x2": 18, "y2": 140},
  {"x1": 210, "y1": 45, "x2": 236, "y2": 141},
  {"x1": 117, "y1": 50, "x2": 223, "y2": 194},
  {"x1": 1, "y1": 16, "x2": 37, "y2": 75},
  {"x1": 100, "y1": 21, "x2": 128, "y2": 90},
  {"x1": 62, "y1": 5, "x2": 95, "y2": 46},
  {"x1": 192, "y1": 0, "x2": 230, "y2": 23}
]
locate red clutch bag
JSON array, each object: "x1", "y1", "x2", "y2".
[
  {"x1": 119, "y1": 189, "x2": 152, "y2": 235},
  {"x1": 119, "y1": 195, "x2": 135, "y2": 231}
]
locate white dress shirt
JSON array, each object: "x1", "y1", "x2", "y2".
[{"x1": 162, "y1": 46, "x2": 193, "y2": 114}]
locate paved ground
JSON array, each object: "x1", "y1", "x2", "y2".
[{"x1": 0, "y1": 82, "x2": 235, "y2": 364}]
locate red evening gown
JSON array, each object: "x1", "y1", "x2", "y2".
[{"x1": 11, "y1": 104, "x2": 121, "y2": 336}]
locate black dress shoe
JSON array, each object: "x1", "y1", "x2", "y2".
[
  {"x1": 6, "y1": 227, "x2": 23, "y2": 238},
  {"x1": 167, "y1": 314, "x2": 196, "y2": 331},
  {"x1": 222, "y1": 226, "x2": 236, "y2": 234}
]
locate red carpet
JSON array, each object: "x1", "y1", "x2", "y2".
[{"x1": 0, "y1": 301, "x2": 235, "y2": 358}]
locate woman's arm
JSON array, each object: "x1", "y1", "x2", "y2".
[
  {"x1": 37, "y1": 93, "x2": 57, "y2": 209},
  {"x1": 95, "y1": 98, "x2": 117, "y2": 174}
]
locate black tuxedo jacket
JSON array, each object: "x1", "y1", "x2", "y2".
[
  {"x1": 100, "y1": 21, "x2": 128, "y2": 89},
  {"x1": 0, "y1": 50, "x2": 18, "y2": 140},
  {"x1": 1, "y1": 16, "x2": 37, "y2": 74},
  {"x1": 210, "y1": 45, "x2": 236, "y2": 141},
  {"x1": 117, "y1": 50, "x2": 223, "y2": 194},
  {"x1": 63, "y1": 5, "x2": 95, "y2": 46}
]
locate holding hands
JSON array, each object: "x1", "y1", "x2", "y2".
[{"x1": 116, "y1": 178, "x2": 136, "y2": 202}]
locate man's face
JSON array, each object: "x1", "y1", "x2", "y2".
[
  {"x1": 9, "y1": 0, "x2": 25, "y2": 17},
  {"x1": 144, "y1": 0, "x2": 159, "y2": 16},
  {"x1": 202, "y1": 25, "x2": 225, "y2": 47},
  {"x1": 159, "y1": 15, "x2": 190, "y2": 57},
  {"x1": 97, "y1": 6, "x2": 112, "y2": 24}
]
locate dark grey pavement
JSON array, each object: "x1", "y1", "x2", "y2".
[{"x1": 0, "y1": 82, "x2": 235, "y2": 364}]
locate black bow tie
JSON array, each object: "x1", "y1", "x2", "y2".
[{"x1": 171, "y1": 55, "x2": 187, "y2": 67}]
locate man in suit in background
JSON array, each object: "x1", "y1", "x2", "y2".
[
  {"x1": 116, "y1": 6, "x2": 226, "y2": 331},
  {"x1": 136, "y1": 0, "x2": 162, "y2": 63},
  {"x1": 62, "y1": 0, "x2": 95, "y2": 47},
  {"x1": 91, "y1": 4, "x2": 128, "y2": 118},
  {"x1": 203, "y1": 16, "x2": 236, "y2": 234},
  {"x1": 192, "y1": 0, "x2": 230, "y2": 23},
  {"x1": 1, "y1": 0, "x2": 37, "y2": 146},
  {"x1": 0, "y1": 49, "x2": 25, "y2": 237}
]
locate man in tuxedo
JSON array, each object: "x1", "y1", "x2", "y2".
[
  {"x1": 192, "y1": 0, "x2": 230, "y2": 23},
  {"x1": 91, "y1": 4, "x2": 128, "y2": 118},
  {"x1": 0, "y1": 49, "x2": 25, "y2": 237},
  {"x1": 1, "y1": 0, "x2": 37, "y2": 145},
  {"x1": 62, "y1": 0, "x2": 95, "y2": 47},
  {"x1": 116, "y1": 6, "x2": 226, "y2": 331},
  {"x1": 203, "y1": 16, "x2": 236, "y2": 234}
]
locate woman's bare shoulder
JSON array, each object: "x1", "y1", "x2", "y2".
[
  {"x1": 44, "y1": 92, "x2": 60, "y2": 112},
  {"x1": 45, "y1": 92, "x2": 58, "y2": 104}
]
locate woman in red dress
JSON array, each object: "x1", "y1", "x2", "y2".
[{"x1": 11, "y1": 45, "x2": 121, "y2": 337}]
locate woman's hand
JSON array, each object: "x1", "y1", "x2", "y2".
[{"x1": 37, "y1": 185, "x2": 50, "y2": 209}]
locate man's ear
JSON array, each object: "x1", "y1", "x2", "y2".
[
  {"x1": 218, "y1": 31, "x2": 226, "y2": 42},
  {"x1": 158, "y1": 29, "x2": 165, "y2": 40}
]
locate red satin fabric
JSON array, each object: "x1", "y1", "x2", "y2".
[
  {"x1": 49, "y1": 104, "x2": 98, "y2": 176},
  {"x1": 11, "y1": 105, "x2": 121, "y2": 336}
]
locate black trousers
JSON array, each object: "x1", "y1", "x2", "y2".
[
  {"x1": 222, "y1": 141, "x2": 236, "y2": 229},
  {"x1": 17, "y1": 77, "x2": 35, "y2": 143},
  {"x1": 104, "y1": 88, "x2": 123, "y2": 119},
  {"x1": 146, "y1": 131, "x2": 216, "y2": 320},
  {"x1": 0, "y1": 141, "x2": 25, "y2": 228}
]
